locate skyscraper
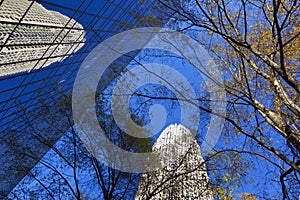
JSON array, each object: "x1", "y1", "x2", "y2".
[
  {"x1": 0, "y1": 0, "x2": 85, "y2": 76},
  {"x1": 0, "y1": 0, "x2": 152, "y2": 197},
  {"x1": 135, "y1": 124, "x2": 214, "y2": 200}
]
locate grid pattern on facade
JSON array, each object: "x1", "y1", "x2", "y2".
[
  {"x1": 0, "y1": 0, "x2": 85, "y2": 76},
  {"x1": 135, "y1": 124, "x2": 214, "y2": 200},
  {"x1": 0, "y1": 0, "x2": 151, "y2": 197},
  {"x1": 0, "y1": 0, "x2": 150, "y2": 132}
]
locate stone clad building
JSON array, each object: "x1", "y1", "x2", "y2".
[
  {"x1": 0, "y1": 0, "x2": 85, "y2": 76},
  {"x1": 135, "y1": 124, "x2": 214, "y2": 200}
]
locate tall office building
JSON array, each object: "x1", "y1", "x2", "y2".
[
  {"x1": 0, "y1": 0, "x2": 85, "y2": 76},
  {"x1": 135, "y1": 124, "x2": 213, "y2": 200},
  {"x1": 0, "y1": 0, "x2": 151, "y2": 198}
]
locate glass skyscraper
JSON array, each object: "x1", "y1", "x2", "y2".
[{"x1": 0, "y1": 0, "x2": 151, "y2": 197}]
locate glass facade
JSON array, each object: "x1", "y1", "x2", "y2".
[{"x1": 0, "y1": 0, "x2": 151, "y2": 197}]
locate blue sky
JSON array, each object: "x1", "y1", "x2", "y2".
[{"x1": 1, "y1": 0, "x2": 293, "y2": 199}]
